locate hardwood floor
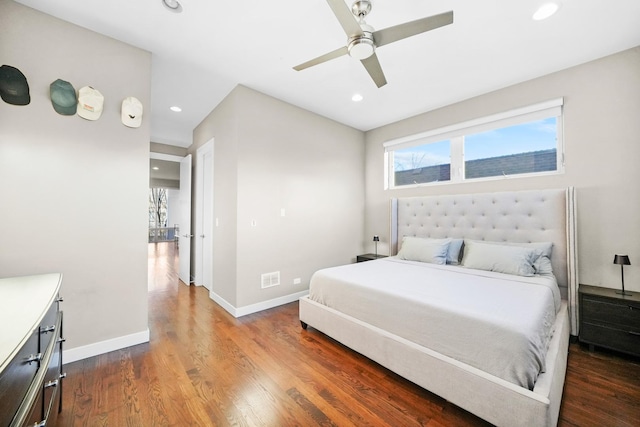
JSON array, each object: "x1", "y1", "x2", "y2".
[{"x1": 56, "y1": 242, "x2": 640, "y2": 426}]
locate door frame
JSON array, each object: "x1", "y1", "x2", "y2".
[
  {"x1": 149, "y1": 151, "x2": 191, "y2": 283},
  {"x1": 194, "y1": 139, "x2": 214, "y2": 289},
  {"x1": 178, "y1": 153, "x2": 192, "y2": 285}
]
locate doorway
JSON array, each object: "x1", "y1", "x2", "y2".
[{"x1": 149, "y1": 152, "x2": 193, "y2": 286}]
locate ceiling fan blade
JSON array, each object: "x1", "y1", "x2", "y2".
[
  {"x1": 373, "y1": 11, "x2": 453, "y2": 48},
  {"x1": 326, "y1": 0, "x2": 364, "y2": 37},
  {"x1": 293, "y1": 46, "x2": 349, "y2": 71},
  {"x1": 360, "y1": 53, "x2": 387, "y2": 88}
]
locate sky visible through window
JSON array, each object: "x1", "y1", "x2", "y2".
[{"x1": 394, "y1": 118, "x2": 557, "y2": 171}]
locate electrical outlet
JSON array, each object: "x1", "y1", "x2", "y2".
[{"x1": 293, "y1": 278, "x2": 301, "y2": 285}]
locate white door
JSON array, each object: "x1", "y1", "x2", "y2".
[
  {"x1": 195, "y1": 140, "x2": 213, "y2": 291},
  {"x1": 201, "y1": 150, "x2": 213, "y2": 291},
  {"x1": 178, "y1": 154, "x2": 192, "y2": 285}
]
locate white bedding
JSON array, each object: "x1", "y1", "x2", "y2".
[{"x1": 307, "y1": 257, "x2": 561, "y2": 389}]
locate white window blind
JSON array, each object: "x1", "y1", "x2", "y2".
[{"x1": 383, "y1": 98, "x2": 563, "y2": 152}]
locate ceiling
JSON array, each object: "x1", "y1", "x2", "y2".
[{"x1": 15, "y1": 0, "x2": 640, "y2": 148}]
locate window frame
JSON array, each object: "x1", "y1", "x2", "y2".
[{"x1": 383, "y1": 98, "x2": 564, "y2": 189}]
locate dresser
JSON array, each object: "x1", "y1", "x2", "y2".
[
  {"x1": 579, "y1": 284, "x2": 640, "y2": 357},
  {"x1": 0, "y1": 274, "x2": 65, "y2": 427}
]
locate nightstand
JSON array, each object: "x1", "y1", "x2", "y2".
[
  {"x1": 579, "y1": 284, "x2": 640, "y2": 357},
  {"x1": 356, "y1": 253, "x2": 387, "y2": 263}
]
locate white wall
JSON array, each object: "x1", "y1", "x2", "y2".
[
  {"x1": 0, "y1": 1, "x2": 151, "y2": 357},
  {"x1": 364, "y1": 46, "x2": 640, "y2": 292},
  {"x1": 192, "y1": 85, "x2": 365, "y2": 311}
]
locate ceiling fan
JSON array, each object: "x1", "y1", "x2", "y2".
[{"x1": 293, "y1": 0, "x2": 454, "y2": 88}]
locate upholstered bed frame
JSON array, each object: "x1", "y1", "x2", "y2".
[{"x1": 299, "y1": 188, "x2": 578, "y2": 427}]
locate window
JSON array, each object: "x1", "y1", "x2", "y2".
[
  {"x1": 384, "y1": 98, "x2": 563, "y2": 188},
  {"x1": 394, "y1": 139, "x2": 451, "y2": 185},
  {"x1": 149, "y1": 188, "x2": 178, "y2": 243}
]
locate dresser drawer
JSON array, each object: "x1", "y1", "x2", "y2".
[
  {"x1": 0, "y1": 331, "x2": 39, "y2": 426},
  {"x1": 22, "y1": 386, "x2": 44, "y2": 427},
  {"x1": 11, "y1": 312, "x2": 63, "y2": 427},
  {"x1": 581, "y1": 295, "x2": 640, "y2": 332},
  {"x1": 581, "y1": 322, "x2": 640, "y2": 357},
  {"x1": 41, "y1": 313, "x2": 63, "y2": 426},
  {"x1": 39, "y1": 301, "x2": 60, "y2": 355}
]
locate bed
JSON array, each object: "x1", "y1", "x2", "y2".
[{"x1": 299, "y1": 188, "x2": 578, "y2": 427}]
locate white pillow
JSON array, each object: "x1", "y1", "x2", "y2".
[
  {"x1": 534, "y1": 255, "x2": 554, "y2": 275},
  {"x1": 463, "y1": 240, "x2": 554, "y2": 275},
  {"x1": 461, "y1": 240, "x2": 541, "y2": 276},
  {"x1": 397, "y1": 237, "x2": 451, "y2": 265}
]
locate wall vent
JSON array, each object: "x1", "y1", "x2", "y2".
[{"x1": 261, "y1": 271, "x2": 280, "y2": 289}]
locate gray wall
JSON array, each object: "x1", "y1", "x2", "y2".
[
  {"x1": 192, "y1": 85, "x2": 365, "y2": 310},
  {"x1": 0, "y1": 1, "x2": 151, "y2": 352},
  {"x1": 192, "y1": 87, "x2": 239, "y2": 305},
  {"x1": 365, "y1": 46, "x2": 640, "y2": 292}
]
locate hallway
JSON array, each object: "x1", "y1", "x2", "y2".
[{"x1": 148, "y1": 241, "x2": 180, "y2": 292}]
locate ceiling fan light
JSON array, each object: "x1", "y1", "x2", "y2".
[{"x1": 348, "y1": 38, "x2": 375, "y2": 60}]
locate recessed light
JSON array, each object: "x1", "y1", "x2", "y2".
[
  {"x1": 162, "y1": 0, "x2": 183, "y2": 13},
  {"x1": 170, "y1": 106, "x2": 182, "y2": 112},
  {"x1": 533, "y1": 3, "x2": 560, "y2": 20},
  {"x1": 352, "y1": 93, "x2": 363, "y2": 102},
  {"x1": 152, "y1": 166, "x2": 160, "y2": 170}
]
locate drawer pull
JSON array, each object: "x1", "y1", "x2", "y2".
[
  {"x1": 60, "y1": 372, "x2": 67, "y2": 380},
  {"x1": 41, "y1": 325, "x2": 56, "y2": 334},
  {"x1": 26, "y1": 353, "x2": 42, "y2": 365},
  {"x1": 44, "y1": 379, "x2": 59, "y2": 389},
  {"x1": 58, "y1": 337, "x2": 66, "y2": 344}
]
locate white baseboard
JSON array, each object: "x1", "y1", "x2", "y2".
[
  {"x1": 209, "y1": 290, "x2": 309, "y2": 318},
  {"x1": 63, "y1": 329, "x2": 150, "y2": 364}
]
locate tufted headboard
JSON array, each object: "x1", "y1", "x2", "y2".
[{"x1": 390, "y1": 188, "x2": 579, "y2": 334}]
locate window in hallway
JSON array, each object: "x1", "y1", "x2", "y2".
[{"x1": 149, "y1": 188, "x2": 178, "y2": 242}]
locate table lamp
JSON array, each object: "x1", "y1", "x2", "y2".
[{"x1": 613, "y1": 254, "x2": 632, "y2": 296}]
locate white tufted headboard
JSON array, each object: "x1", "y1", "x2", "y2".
[{"x1": 390, "y1": 188, "x2": 579, "y2": 334}]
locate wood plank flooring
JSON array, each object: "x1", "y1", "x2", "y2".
[{"x1": 56, "y1": 242, "x2": 640, "y2": 426}]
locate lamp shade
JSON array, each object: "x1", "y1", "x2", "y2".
[{"x1": 613, "y1": 254, "x2": 631, "y2": 266}]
